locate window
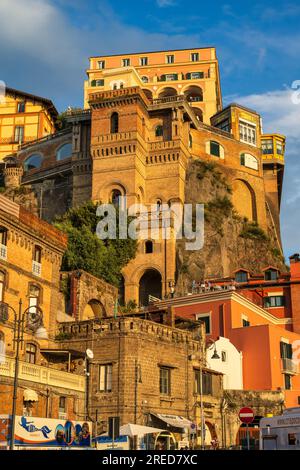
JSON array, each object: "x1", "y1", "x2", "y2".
[
  {"x1": 215, "y1": 119, "x2": 230, "y2": 133},
  {"x1": 56, "y1": 143, "x2": 72, "y2": 161},
  {"x1": 203, "y1": 372, "x2": 213, "y2": 395},
  {"x1": 221, "y1": 351, "x2": 227, "y2": 362},
  {"x1": 145, "y1": 240, "x2": 153, "y2": 254},
  {"x1": 242, "y1": 317, "x2": 250, "y2": 327},
  {"x1": 264, "y1": 295, "x2": 285, "y2": 308},
  {"x1": 111, "y1": 189, "x2": 122, "y2": 208},
  {"x1": 59, "y1": 396, "x2": 66, "y2": 413},
  {"x1": 98, "y1": 60, "x2": 105, "y2": 69},
  {"x1": 288, "y1": 433, "x2": 297, "y2": 445},
  {"x1": 0, "y1": 272, "x2": 5, "y2": 302},
  {"x1": 25, "y1": 343, "x2": 37, "y2": 364},
  {"x1": 14, "y1": 126, "x2": 24, "y2": 144},
  {"x1": 264, "y1": 269, "x2": 278, "y2": 281},
  {"x1": 186, "y1": 71, "x2": 204, "y2": 80},
  {"x1": 276, "y1": 140, "x2": 283, "y2": 155},
  {"x1": 165, "y1": 74, "x2": 178, "y2": 81},
  {"x1": 111, "y1": 112, "x2": 119, "y2": 134},
  {"x1": 17, "y1": 102, "x2": 25, "y2": 113},
  {"x1": 32, "y1": 246, "x2": 42, "y2": 276},
  {"x1": 280, "y1": 341, "x2": 292, "y2": 359},
  {"x1": 196, "y1": 314, "x2": 211, "y2": 334},
  {"x1": 140, "y1": 57, "x2": 148, "y2": 66},
  {"x1": 91, "y1": 79, "x2": 104, "y2": 87},
  {"x1": 155, "y1": 125, "x2": 163, "y2": 137},
  {"x1": 210, "y1": 141, "x2": 221, "y2": 157},
  {"x1": 284, "y1": 373, "x2": 292, "y2": 390},
  {"x1": 240, "y1": 153, "x2": 258, "y2": 170},
  {"x1": 262, "y1": 139, "x2": 273, "y2": 154},
  {"x1": 189, "y1": 133, "x2": 193, "y2": 148},
  {"x1": 235, "y1": 271, "x2": 248, "y2": 283},
  {"x1": 99, "y1": 364, "x2": 112, "y2": 392},
  {"x1": 191, "y1": 52, "x2": 199, "y2": 62},
  {"x1": 166, "y1": 55, "x2": 174, "y2": 64},
  {"x1": 24, "y1": 154, "x2": 43, "y2": 171},
  {"x1": 122, "y1": 58, "x2": 130, "y2": 67},
  {"x1": 141, "y1": 76, "x2": 149, "y2": 83},
  {"x1": 29, "y1": 285, "x2": 40, "y2": 315},
  {"x1": 0, "y1": 227, "x2": 8, "y2": 256},
  {"x1": 239, "y1": 120, "x2": 256, "y2": 146},
  {"x1": 160, "y1": 367, "x2": 171, "y2": 395},
  {"x1": 194, "y1": 370, "x2": 213, "y2": 395}
]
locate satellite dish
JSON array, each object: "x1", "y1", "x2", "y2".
[{"x1": 86, "y1": 349, "x2": 94, "y2": 359}]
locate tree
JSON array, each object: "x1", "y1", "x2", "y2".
[{"x1": 54, "y1": 201, "x2": 137, "y2": 286}]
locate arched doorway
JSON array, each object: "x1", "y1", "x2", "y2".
[
  {"x1": 142, "y1": 89, "x2": 153, "y2": 100},
  {"x1": 139, "y1": 269, "x2": 162, "y2": 306},
  {"x1": 232, "y1": 179, "x2": 257, "y2": 221},
  {"x1": 183, "y1": 86, "x2": 203, "y2": 102},
  {"x1": 82, "y1": 299, "x2": 106, "y2": 320}
]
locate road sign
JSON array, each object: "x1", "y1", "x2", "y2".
[{"x1": 239, "y1": 407, "x2": 254, "y2": 424}]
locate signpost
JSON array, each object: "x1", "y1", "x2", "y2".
[{"x1": 239, "y1": 407, "x2": 254, "y2": 451}]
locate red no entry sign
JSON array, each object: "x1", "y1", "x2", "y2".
[{"x1": 239, "y1": 407, "x2": 254, "y2": 424}]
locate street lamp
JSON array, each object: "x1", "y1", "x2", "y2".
[
  {"x1": 0, "y1": 299, "x2": 47, "y2": 450},
  {"x1": 85, "y1": 349, "x2": 94, "y2": 421}
]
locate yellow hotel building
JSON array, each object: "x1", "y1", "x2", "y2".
[
  {"x1": 84, "y1": 47, "x2": 222, "y2": 124},
  {"x1": 0, "y1": 87, "x2": 58, "y2": 161}
]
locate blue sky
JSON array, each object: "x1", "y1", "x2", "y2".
[{"x1": 0, "y1": 0, "x2": 299, "y2": 260}]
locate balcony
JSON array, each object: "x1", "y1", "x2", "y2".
[
  {"x1": 0, "y1": 356, "x2": 85, "y2": 392},
  {"x1": 0, "y1": 244, "x2": 7, "y2": 260},
  {"x1": 32, "y1": 260, "x2": 42, "y2": 277},
  {"x1": 281, "y1": 358, "x2": 298, "y2": 375}
]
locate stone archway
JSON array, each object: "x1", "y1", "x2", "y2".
[
  {"x1": 232, "y1": 179, "x2": 257, "y2": 222},
  {"x1": 139, "y1": 269, "x2": 162, "y2": 306},
  {"x1": 82, "y1": 299, "x2": 106, "y2": 320}
]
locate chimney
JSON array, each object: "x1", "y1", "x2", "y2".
[{"x1": 289, "y1": 253, "x2": 300, "y2": 280}]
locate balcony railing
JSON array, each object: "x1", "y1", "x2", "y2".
[
  {"x1": 0, "y1": 244, "x2": 7, "y2": 260},
  {"x1": 0, "y1": 356, "x2": 85, "y2": 392},
  {"x1": 281, "y1": 358, "x2": 298, "y2": 375},
  {"x1": 32, "y1": 260, "x2": 42, "y2": 277}
]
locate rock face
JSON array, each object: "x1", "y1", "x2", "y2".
[{"x1": 175, "y1": 160, "x2": 286, "y2": 295}]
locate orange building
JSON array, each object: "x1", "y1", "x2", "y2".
[{"x1": 156, "y1": 259, "x2": 300, "y2": 408}]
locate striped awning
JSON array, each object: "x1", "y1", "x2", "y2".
[{"x1": 23, "y1": 389, "x2": 39, "y2": 402}]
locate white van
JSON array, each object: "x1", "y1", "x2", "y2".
[{"x1": 260, "y1": 407, "x2": 300, "y2": 450}]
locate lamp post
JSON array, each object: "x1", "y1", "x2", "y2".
[
  {"x1": 0, "y1": 300, "x2": 47, "y2": 450},
  {"x1": 199, "y1": 339, "x2": 220, "y2": 450}
]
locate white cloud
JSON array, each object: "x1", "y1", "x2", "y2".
[
  {"x1": 156, "y1": 0, "x2": 176, "y2": 7},
  {"x1": 225, "y1": 88, "x2": 300, "y2": 257}
]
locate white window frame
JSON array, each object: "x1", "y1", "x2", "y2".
[
  {"x1": 122, "y1": 58, "x2": 130, "y2": 67},
  {"x1": 99, "y1": 364, "x2": 112, "y2": 392},
  {"x1": 239, "y1": 119, "x2": 257, "y2": 147},
  {"x1": 166, "y1": 54, "x2": 174, "y2": 64},
  {"x1": 196, "y1": 312, "x2": 211, "y2": 334},
  {"x1": 140, "y1": 57, "x2": 148, "y2": 66},
  {"x1": 191, "y1": 52, "x2": 199, "y2": 62},
  {"x1": 98, "y1": 60, "x2": 105, "y2": 69}
]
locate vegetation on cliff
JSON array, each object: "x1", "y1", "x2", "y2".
[
  {"x1": 54, "y1": 201, "x2": 137, "y2": 287},
  {"x1": 176, "y1": 159, "x2": 286, "y2": 294}
]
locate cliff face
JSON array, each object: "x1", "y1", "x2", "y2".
[{"x1": 175, "y1": 159, "x2": 286, "y2": 294}]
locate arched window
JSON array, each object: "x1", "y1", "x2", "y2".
[
  {"x1": 155, "y1": 125, "x2": 163, "y2": 137},
  {"x1": 0, "y1": 227, "x2": 8, "y2": 258},
  {"x1": 24, "y1": 154, "x2": 43, "y2": 171},
  {"x1": 141, "y1": 76, "x2": 149, "y2": 83},
  {"x1": 156, "y1": 199, "x2": 162, "y2": 211},
  {"x1": 111, "y1": 189, "x2": 122, "y2": 208},
  {"x1": 56, "y1": 143, "x2": 72, "y2": 161},
  {"x1": 25, "y1": 343, "x2": 37, "y2": 364},
  {"x1": 145, "y1": 240, "x2": 153, "y2": 254},
  {"x1": 111, "y1": 112, "x2": 119, "y2": 134},
  {"x1": 240, "y1": 153, "x2": 258, "y2": 171},
  {"x1": 0, "y1": 271, "x2": 5, "y2": 302}
]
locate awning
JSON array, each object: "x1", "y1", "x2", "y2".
[
  {"x1": 153, "y1": 413, "x2": 194, "y2": 430},
  {"x1": 120, "y1": 423, "x2": 165, "y2": 438},
  {"x1": 23, "y1": 389, "x2": 39, "y2": 402}
]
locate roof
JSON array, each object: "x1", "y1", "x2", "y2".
[
  {"x1": 212, "y1": 102, "x2": 261, "y2": 118},
  {"x1": 5, "y1": 87, "x2": 58, "y2": 121},
  {"x1": 89, "y1": 46, "x2": 216, "y2": 59}
]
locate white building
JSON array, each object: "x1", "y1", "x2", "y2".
[{"x1": 206, "y1": 337, "x2": 243, "y2": 390}]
